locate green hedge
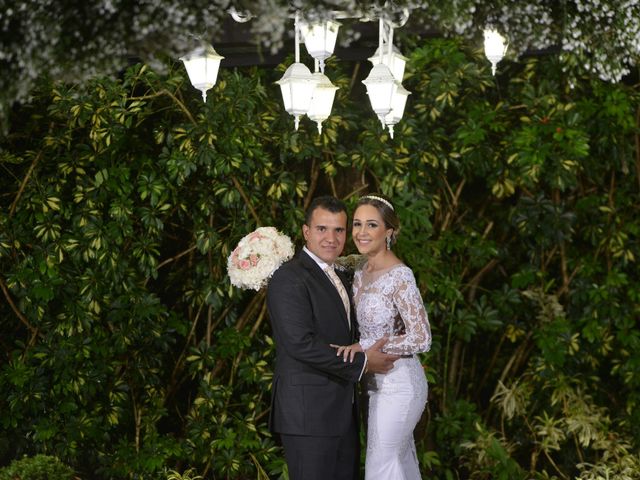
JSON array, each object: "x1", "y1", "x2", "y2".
[
  {"x1": 1, "y1": 39, "x2": 639, "y2": 478},
  {"x1": 0, "y1": 455, "x2": 74, "y2": 480}
]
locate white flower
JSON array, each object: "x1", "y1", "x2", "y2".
[
  {"x1": 227, "y1": 226, "x2": 294, "y2": 291},
  {"x1": 334, "y1": 253, "x2": 366, "y2": 272}
]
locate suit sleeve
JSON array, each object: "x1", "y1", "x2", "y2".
[{"x1": 267, "y1": 265, "x2": 365, "y2": 382}]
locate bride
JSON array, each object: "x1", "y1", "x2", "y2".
[{"x1": 335, "y1": 193, "x2": 432, "y2": 480}]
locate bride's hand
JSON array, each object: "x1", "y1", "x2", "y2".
[{"x1": 330, "y1": 343, "x2": 363, "y2": 363}]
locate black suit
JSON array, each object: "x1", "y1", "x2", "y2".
[{"x1": 267, "y1": 249, "x2": 365, "y2": 480}]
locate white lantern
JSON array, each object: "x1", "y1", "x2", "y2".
[
  {"x1": 362, "y1": 63, "x2": 397, "y2": 127},
  {"x1": 484, "y1": 28, "x2": 508, "y2": 75},
  {"x1": 276, "y1": 62, "x2": 316, "y2": 130},
  {"x1": 299, "y1": 19, "x2": 341, "y2": 74},
  {"x1": 307, "y1": 72, "x2": 338, "y2": 134},
  {"x1": 384, "y1": 84, "x2": 410, "y2": 139},
  {"x1": 180, "y1": 43, "x2": 224, "y2": 102},
  {"x1": 368, "y1": 45, "x2": 408, "y2": 81}
]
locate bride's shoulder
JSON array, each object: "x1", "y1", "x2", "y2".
[{"x1": 389, "y1": 263, "x2": 415, "y2": 280}]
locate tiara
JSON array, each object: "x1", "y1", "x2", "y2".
[{"x1": 362, "y1": 195, "x2": 394, "y2": 211}]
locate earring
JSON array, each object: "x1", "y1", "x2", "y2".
[{"x1": 386, "y1": 236, "x2": 391, "y2": 250}]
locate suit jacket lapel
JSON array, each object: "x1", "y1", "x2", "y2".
[{"x1": 299, "y1": 250, "x2": 351, "y2": 331}]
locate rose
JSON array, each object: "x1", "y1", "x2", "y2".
[{"x1": 227, "y1": 227, "x2": 294, "y2": 291}]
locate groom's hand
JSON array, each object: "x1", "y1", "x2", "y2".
[{"x1": 365, "y1": 337, "x2": 400, "y2": 374}]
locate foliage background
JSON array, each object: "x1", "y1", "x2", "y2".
[
  {"x1": 3, "y1": 0, "x2": 640, "y2": 131},
  {"x1": 1, "y1": 36, "x2": 640, "y2": 479}
]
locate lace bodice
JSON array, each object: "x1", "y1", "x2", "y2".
[{"x1": 353, "y1": 263, "x2": 432, "y2": 356}]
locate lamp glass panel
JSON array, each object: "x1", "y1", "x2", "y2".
[
  {"x1": 279, "y1": 81, "x2": 315, "y2": 115},
  {"x1": 278, "y1": 84, "x2": 293, "y2": 111},
  {"x1": 184, "y1": 57, "x2": 221, "y2": 90},
  {"x1": 385, "y1": 86, "x2": 409, "y2": 124},
  {"x1": 301, "y1": 20, "x2": 340, "y2": 59},
  {"x1": 292, "y1": 82, "x2": 316, "y2": 114},
  {"x1": 484, "y1": 30, "x2": 507, "y2": 60},
  {"x1": 308, "y1": 86, "x2": 337, "y2": 120},
  {"x1": 364, "y1": 81, "x2": 396, "y2": 116}
]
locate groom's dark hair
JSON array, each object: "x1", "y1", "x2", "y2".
[{"x1": 304, "y1": 196, "x2": 347, "y2": 225}]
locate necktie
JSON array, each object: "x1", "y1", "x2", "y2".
[{"x1": 325, "y1": 265, "x2": 351, "y2": 327}]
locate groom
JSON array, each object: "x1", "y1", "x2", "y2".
[{"x1": 267, "y1": 195, "x2": 399, "y2": 480}]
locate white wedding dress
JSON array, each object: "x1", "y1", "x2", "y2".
[{"x1": 354, "y1": 263, "x2": 432, "y2": 480}]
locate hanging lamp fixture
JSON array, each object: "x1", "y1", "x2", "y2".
[
  {"x1": 276, "y1": 13, "x2": 317, "y2": 130},
  {"x1": 179, "y1": 7, "x2": 510, "y2": 141},
  {"x1": 307, "y1": 65, "x2": 339, "y2": 134},
  {"x1": 484, "y1": 27, "x2": 508, "y2": 75},
  {"x1": 368, "y1": 44, "x2": 408, "y2": 83},
  {"x1": 299, "y1": 18, "x2": 341, "y2": 74},
  {"x1": 362, "y1": 17, "x2": 399, "y2": 127},
  {"x1": 180, "y1": 42, "x2": 224, "y2": 102}
]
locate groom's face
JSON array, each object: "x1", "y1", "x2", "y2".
[{"x1": 303, "y1": 207, "x2": 347, "y2": 265}]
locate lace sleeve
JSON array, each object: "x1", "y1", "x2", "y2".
[
  {"x1": 382, "y1": 268, "x2": 432, "y2": 355},
  {"x1": 359, "y1": 337, "x2": 377, "y2": 351},
  {"x1": 353, "y1": 270, "x2": 377, "y2": 351}
]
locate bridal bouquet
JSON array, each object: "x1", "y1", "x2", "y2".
[{"x1": 227, "y1": 226, "x2": 295, "y2": 291}]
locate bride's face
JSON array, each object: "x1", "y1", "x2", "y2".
[{"x1": 352, "y1": 204, "x2": 392, "y2": 255}]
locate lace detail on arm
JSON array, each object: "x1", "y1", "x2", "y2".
[
  {"x1": 382, "y1": 268, "x2": 432, "y2": 356},
  {"x1": 353, "y1": 269, "x2": 376, "y2": 352},
  {"x1": 359, "y1": 337, "x2": 377, "y2": 351}
]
